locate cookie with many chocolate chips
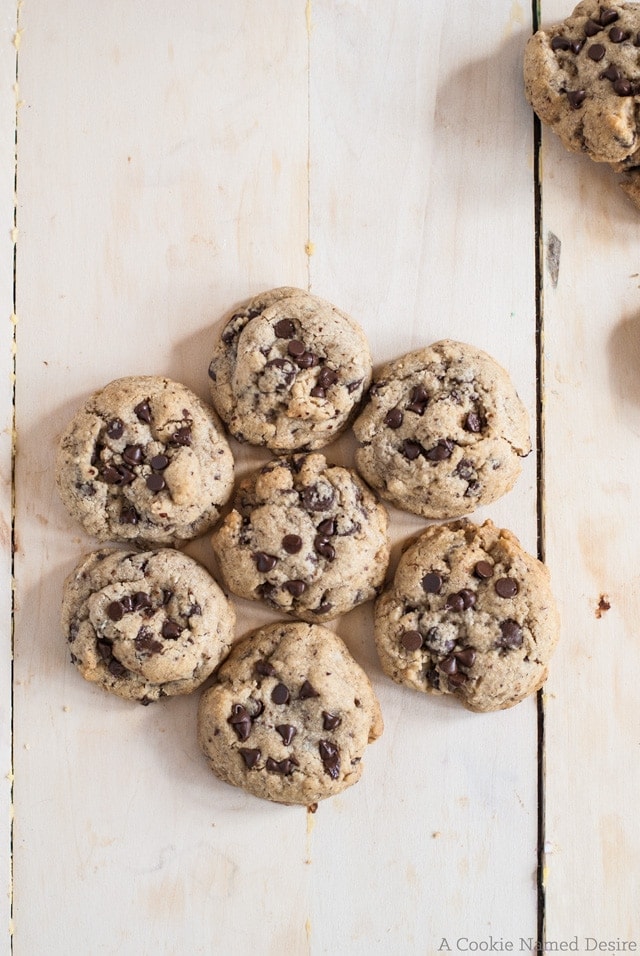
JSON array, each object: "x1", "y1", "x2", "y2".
[
  {"x1": 197, "y1": 621, "x2": 383, "y2": 805},
  {"x1": 62, "y1": 547, "x2": 236, "y2": 702},
  {"x1": 374, "y1": 520, "x2": 560, "y2": 712},
  {"x1": 524, "y1": 2, "x2": 640, "y2": 167},
  {"x1": 352, "y1": 341, "x2": 531, "y2": 519},
  {"x1": 210, "y1": 453, "x2": 390, "y2": 622},
  {"x1": 56, "y1": 376, "x2": 234, "y2": 547},
  {"x1": 207, "y1": 287, "x2": 372, "y2": 451}
]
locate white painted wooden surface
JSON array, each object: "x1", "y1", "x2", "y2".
[{"x1": 6, "y1": 1, "x2": 639, "y2": 954}]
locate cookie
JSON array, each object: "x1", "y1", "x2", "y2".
[
  {"x1": 62, "y1": 547, "x2": 236, "y2": 703},
  {"x1": 210, "y1": 453, "x2": 390, "y2": 622},
  {"x1": 524, "y1": 2, "x2": 640, "y2": 167},
  {"x1": 374, "y1": 520, "x2": 560, "y2": 712},
  {"x1": 197, "y1": 621, "x2": 383, "y2": 805},
  {"x1": 56, "y1": 376, "x2": 234, "y2": 547},
  {"x1": 207, "y1": 287, "x2": 372, "y2": 451},
  {"x1": 352, "y1": 340, "x2": 531, "y2": 520}
]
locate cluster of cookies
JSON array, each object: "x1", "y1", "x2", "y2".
[
  {"x1": 57, "y1": 287, "x2": 559, "y2": 806},
  {"x1": 525, "y1": 1, "x2": 640, "y2": 207}
]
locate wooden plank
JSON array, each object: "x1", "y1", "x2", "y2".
[
  {"x1": 538, "y1": 1, "x2": 640, "y2": 946},
  {"x1": 13, "y1": 2, "x2": 309, "y2": 953},
  {"x1": 0, "y1": 0, "x2": 17, "y2": 948},
  {"x1": 308, "y1": 1, "x2": 540, "y2": 951}
]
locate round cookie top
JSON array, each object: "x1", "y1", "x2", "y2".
[
  {"x1": 198, "y1": 621, "x2": 383, "y2": 805},
  {"x1": 524, "y1": 1, "x2": 640, "y2": 166},
  {"x1": 56, "y1": 376, "x2": 234, "y2": 547},
  {"x1": 210, "y1": 453, "x2": 390, "y2": 622},
  {"x1": 352, "y1": 340, "x2": 531, "y2": 520},
  {"x1": 62, "y1": 547, "x2": 236, "y2": 703},
  {"x1": 374, "y1": 520, "x2": 560, "y2": 712},
  {"x1": 207, "y1": 287, "x2": 372, "y2": 452}
]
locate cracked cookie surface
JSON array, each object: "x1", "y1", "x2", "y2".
[
  {"x1": 374, "y1": 520, "x2": 560, "y2": 712},
  {"x1": 198, "y1": 621, "x2": 383, "y2": 805},
  {"x1": 210, "y1": 453, "x2": 390, "y2": 622},
  {"x1": 56, "y1": 376, "x2": 234, "y2": 547},
  {"x1": 62, "y1": 547, "x2": 236, "y2": 702},
  {"x1": 207, "y1": 287, "x2": 372, "y2": 451},
  {"x1": 352, "y1": 340, "x2": 530, "y2": 519},
  {"x1": 524, "y1": 1, "x2": 640, "y2": 166}
]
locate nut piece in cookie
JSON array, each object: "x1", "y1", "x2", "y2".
[
  {"x1": 374, "y1": 520, "x2": 559, "y2": 712},
  {"x1": 56, "y1": 376, "x2": 234, "y2": 547},
  {"x1": 62, "y1": 548, "x2": 236, "y2": 702},
  {"x1": 197, "y1": 621, "x2": 383, "y2": 805},
  {"x1": 524, "y1": 2, "x2": 640, "y2": 167},
  {"x1": 353, "y1": 340, "x2": 530, "y2": 520},
  {"x1": 210, "y1": 453, "x2": 390, "y2": 622},
  {"x1": 207, "y1": 287, "x2": 372, "y2": 452}
]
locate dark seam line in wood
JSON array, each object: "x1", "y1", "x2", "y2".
[
  {"x1": 306, "y1": 0, "x2": 312, "y2": 294},
  {"x1": 531, "y1": 1, "x2": 546, "y2": 952},
  {"x1": 10, "y1": 1, "x2": 21, "y2": 950}
]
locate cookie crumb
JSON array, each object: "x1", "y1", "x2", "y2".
[
  {"x1": 546, "y1": 232, "x2": 561, "y2": 288},
  {"x1": 595, "y1": 594, "x2": 611, "y2": 618}
]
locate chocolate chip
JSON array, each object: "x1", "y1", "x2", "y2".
[
  {"x1": 318, "y1": 740, "x2": 340, "y2": 780},
  {"x1": 120, "y1": 505, "x2": 140, "y2": 524},
  {"x1": 474, "y1": 560, "x2": 494, "y2": 579},
  {"x1": 426, "y1": 668, "x2": 440, "y2": 689},
  {"x1": 322, "y1": 711, "x2": 341, "y2": 731},
  {"x1": 598, "y1": 8, "x2": 619, "y2": 26},
  {"x1": 587, "y1": 42, "x2": 606, "y2": 60},
  {"x1": 135, "y1": 628, "x2": 163, "y2": 655},
  {"x1": 440, "y1": 655, "x2": 458, "y2": 675},
  {"x1": 102, "y1": 466, "x2": 123, "y2": 484},
  {"x1": 266, "y1": 756, "x2": 298, "y2": 775},
  {"x1": 255, "y1": 552, "x2": 278, "y2": 573},
  {"x1": 347, "y1": 379, "x2": 362, "y2": 393},
  {"x1": 584, "y1": 18, "x2": 602, "y2": 36},
  {"x1": 609, "y1": 25, "x2": 628, "y2": 42},
  {"x1": 447, "y1": 671, "x2": 468, "y2": 687},
  {"x1": 271, "y1": 683, "x2": 290, "y2": 705},
  {"x1": 570, "y1": 39, "x2": 584, "y2": 53},
  {"x1": 444, "y1": 593, "x2": 465, "y2": 612},
  {"x1": 314, "y1": 535, "x2": 335, "y2": 561},
  {"x1": 146, "y1": 472, "x2": 165, "y2": 492},
  {"x1": 614, "y1": 77, "x2": 632, "y2": 95},
  {"x1": 310, "y1": 386, "x2": 326, "y2": 399},
  {"x1": 425, "y1": 439, "x2": 454, "y2": 461},
  {"x1": 106, "y1": 418, "x2": 124, "y2": 439},
  {"x1": 121, "y1": 444, "x2": 142, "y2": 467},
  {"x1": 221, "y1": 323, "x2": 238, "y2": 345},
  {"x1": 287, "y1": 339, "x2": 305, "y2": 357},
  {"x1": 275, "y1": 724, "x2": 297, "y2": 746},
  {"x1": 456, "y1": 648, "x2": 477, "y2": 668},
  {"x1": 400, "y1": 630, "x2": 423, "y2": 651},
  {"x1": 406, "y1": 385, "x2": 429, "y2": 415},
  {"x1": 170, "y1": 426, "x2": 192, "y2": 446},
  {"x1": 134, "y1": 400, "x2": 152, "y2": 423},
  {"x1": 495, "y1": 577, "x2": 519, "y2": 598},
  {"x1": 601, "y1": 64, "x2": 621, "y2": 80},
  {"x1": 117, "y1": 467, "x2": 136, "y2": 486},
  {"x1": 456, "y1": 458, "x2": 475, "y2": 481},
  {"x1": 384, "y1": 409, "x2": 404, "y2": 429},
  {"x1": 284, "y1": 579, "x2": 306, "y2": 597},
  {"x1": 108, "y1": 658, "x2": 127, "y2": 678},
  {"x1": 161, "y1": 619, "x2": 182, "y2": 640},
  {"x1": 132, "y1": 591, "x2": 151, "y2": 611},
  {"x1": 314, "y1": 601, "x2": 333, "y2": 615},
  {"x1": 274, "y1": 318, "x2": 296, "y2": 338},
  {"x1": 162, "y1": 590, "x2": 173, "y2": 605},
  {"x1": 402, "y1": 439, "x2": 422, "y2": 460},
  {"x1": 317, "y1": 518, "x2": 336, "y2": 536},
  {"x1": 498, "y1": 619, "x2": 523, "y2": 649},
  {"x1": 295, "y1": 351, "x2": 319, "y2": 369},
  {"x1": 458, "y1": 589, "x2": 477, "y2": 610},
  {"x1": 421, "y1": 571, "x2": 443, "y2": 594},
  {"x1": 97, "y1": 639, "x2": 112, "y2": 660},
  {"x1": 256, "y1": 659, "x2": 277, "y2": 677},
  {"x1": 464, "y1": 411, "x2": 483, "y2": 433},
  {"x1": 150, "y1": 454, "x2": 169, "y2": 470},
  {"x1": 107, "y1": 601, "x2": 124, "y2": 622},
  {"x1": 567, "y1": 90, "x2": 587, "y2": 110},
  {"x1": 300, "y1": 484, "x2": 335, "y2": 512},
  {"x1": 239, "y1": 748, "x2": 261, "y2": 769},
  {"x1": 635, "y1": 31, "x2": 640, "y2": 46},
  {"x1": 208, "y1": 362, "x2": 217, "y2": 381},
  {"x1": 317, "y1": 368, "x2": 338, "y2": 389},
  {"x1": 299, "y1": 680, "x2": 319, "y2": 700},
  {"x1": 282, "y1": 534, "x2": 303, "y2": 554},
  {"x1": 551, "y1": 35, "x2": 571, "y2": 50}
]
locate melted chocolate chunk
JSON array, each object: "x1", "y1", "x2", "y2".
[
  {"x1": 97, "y1": 639, "x2": 113, "y2": 661},
  {"x1": 275, "y1": 724, "x2": 297, "y2": 746},
  {"x1": 425, "y1": 439, "x2": 454, "y2": 461},
  {"x1": 300, "y1": 484, "x2": 335, "y2": 512},
  {"x1": 132, "y1": 591, "x2": 151, "y2": 611},
  {"x1": 239, "y1": 748, "x2": 261, "y2": 769},
  {"x1": 170, "y1": 426, "x2": 192, "y2": 446},
  {"x1": 421, "y1": 571, "x2": 443, "y2": 594},
  {"x1": 274, "y1": 318, "x2": 296, "y2": 338},
  {"x1": 135, "y1": 628, "x2": 163, "y2": 655},
  {"x1": 106, "y1": 418, "x2": 124, "y2": 439},
  {"x1": 385, "y1": 408, "x2": 403, "y2": 429},
  {"x1": 134, "y1": 400, "x2": 152, "y2": 423},
  {"x1": 108, "y1": 658, "x2": 127, "y2": 678},
  {"x1": 271, "y1": 683, "x2": 290, "y2": 705},
  {"x1": 322, "y1": 711, "x2": 341, "y2": 731},
  {"x1": 317, "y1": 368, "x2": 338, "y2": 390},
  {"x1": 464, "y1": 411, "x2": 483, "y2": 433},
  {"x1": 107, "y1": 601, "x2": 125, "y2": 622},
  {"x1": 161, "y1": 619, "x2": 182, "y2": 640},
  {"x1": 266, "y1": 756, "x2": 298, "y2": 775},
  {"x1": 299, "y1": 680, "x2": 319, "y2": 700},
  {"x1": 318, "y1": 740, "x2": 340, "y2": 780},
  {"x1": 256, "y1": 659, "x2": 277, "y2": 677},
  {"x1": 498, "y1": 619, "x2": 523, "y2": 649},
  {"x1": 255, "y1": 552, "x2": 278, "y2": 573},
  {"x1": 310, "y1": 386, "x2": 325, "y2": 399},
  {"x1": 495, "y1": 577, "x2": 519, "y2": 598}
]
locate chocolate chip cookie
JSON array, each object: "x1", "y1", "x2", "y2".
[
  {"x1": 374, "y1": 520, "x2": 560, "y2": 712},
  {"x1": 210, "y1": 453, "x2": 390, "y2": 622},
  {"x1": 352, "y1": 341, "x2": 531, "y2": 519},
  {"x1": 56, "y1": 376, "x2": 234, "y2": 547},
  {"x1": 207, "y1": 287, "x2": 372, "y2": 451},
  {"x1": 62, "y1": 547, "x2": 236, "y2": 703},
  {"x1": 197, "y1": 621, "x2": 383, "y2": 805},
  {"x1": 524, "y1": 2, "x2": 640, "y2": 168}
]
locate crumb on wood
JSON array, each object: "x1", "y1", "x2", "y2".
[
  {"x1": 595, "y1": 594, "x2": 611, "y2": 618},
  {"x1": 546, "y1": 231, "x2": 561, "y2": 288}
]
